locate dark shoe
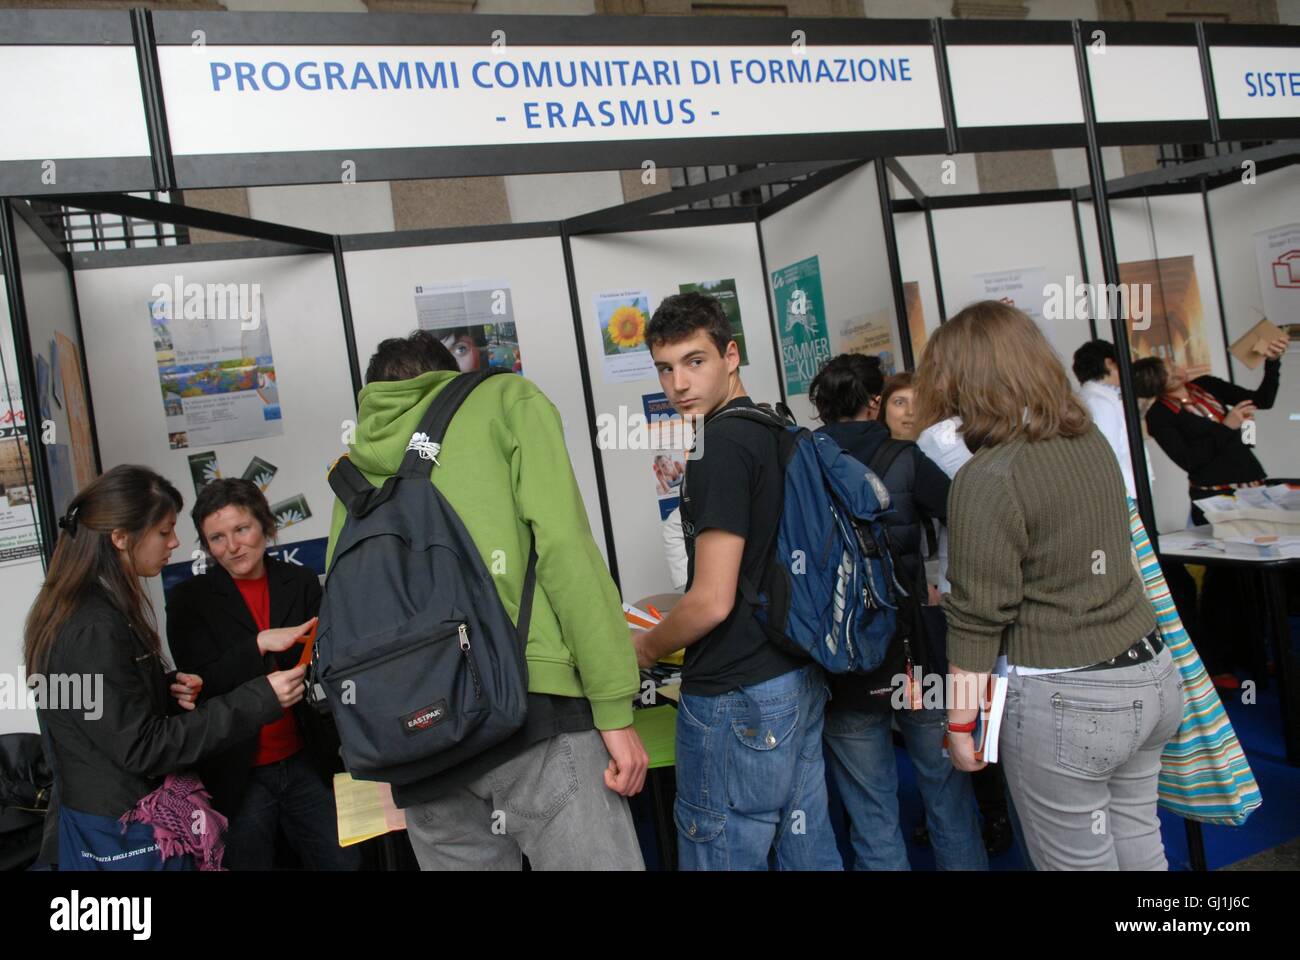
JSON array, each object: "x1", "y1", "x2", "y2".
[{"x1": 983, "y1": 815, "x2": 1013, "y2": 857}]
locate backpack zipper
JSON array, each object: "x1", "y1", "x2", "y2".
[
  {"x1": 328, "y1": 623, "x2": 465, "y2": 681},
  {"x1": 459, "y1": 623, "x2": 482, "y2": 701}
]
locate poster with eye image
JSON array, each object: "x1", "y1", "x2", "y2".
[
  {"x1": 771, "y1": 256, "x2": 832, "y2": 395},
  {"x1": 271, "y1": 494, "x2": 312, "y2": 530},
  {"x1": 595, "y1": 290, "x2": 654, "y2": 384},
  {"x1": 413, "y1": 279, "x2": 521, "y2": 375},
  {"x1": 677, "y1": 278, "x2": 748, "y2": 365},
  {"x1": 149, "y1": 291, "x2": 283, "y2": 450}
]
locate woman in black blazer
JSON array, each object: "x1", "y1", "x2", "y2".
[
  {"x1": 167, "y1": 479, "x2": 358, "y2": 871},
  {"x1": 26, "y1": 465, "x2": 304, "y2": 870}
]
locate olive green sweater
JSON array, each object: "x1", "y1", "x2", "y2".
[{"x1": 942, "y1": 425, "x2": 1156, "y2": 674}]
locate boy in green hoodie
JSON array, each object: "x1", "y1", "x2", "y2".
[{"x1": 325, "y1": 331, "x2": 646, "y2": 870}]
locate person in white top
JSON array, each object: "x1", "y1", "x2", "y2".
[
  {"x1": 915, "y1": 417, "x2": 972, "y2": 596},
  {"x1": 1071, "y1": 339, "x2": 1154, "y2": 501}
]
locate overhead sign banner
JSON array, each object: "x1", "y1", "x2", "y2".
[
  {"x1": 945, "y1": 45, "x2": 1083, "y2": 128},
  {"x1": 1210, "y1": 46, "x2": 1300, "y2": 120},
  {"x1": 1088, "y1": 45, "x2": 1208, "y2": 124},
  {"x1": 156, "y1": 43, "x2": 946, "y2": 157}
]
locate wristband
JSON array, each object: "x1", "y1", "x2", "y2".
[{"x1": 947, "y1": 718, "x2": 977, "y2": 734}]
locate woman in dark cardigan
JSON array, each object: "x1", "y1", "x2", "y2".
[{"x1": 167, "y1": 478, "x2": 358, "y2": 870}]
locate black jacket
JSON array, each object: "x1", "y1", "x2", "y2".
[
  {"x1": 817, "y1": 420, "x2": 952, "y2": 713},
  {"x1": 165, "y1": 556, "x2": 341, "y2": 817},
  {"x1": 36, "y1": 588, "x2": 281, "y2": 862},
  {"x1": 1145, "y1": 358, "x2": 1280, "y2": 492}
]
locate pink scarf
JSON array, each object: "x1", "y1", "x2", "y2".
[{"x1": 120, "y1": 773, "x2": 229, "y2": 871}]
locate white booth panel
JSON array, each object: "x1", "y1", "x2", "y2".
[
  {"x1": 75, "y1": 251, "x2": 356, "y2": 651},
  {"x1": 760, "y1": 162, "x2": 901, "y2": 428},
  {"x1": 570, "y1": 221, "x2": 783, "y2": 603},
  {"x1": 342, "y1": 234, "x2": 607, "y2": 564}
]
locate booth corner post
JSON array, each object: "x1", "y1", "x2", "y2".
[
  {"x1": 1070, "y1": 19, "x2": 1159, "y2": 543},
  {"x1": 558, "y1": 221, "x2": 621, "y2": 593},
  {"x1": 1199, "y1": 176, "x2": 1235, "y2": 386},
  {"x1": 0, "y1": 200, "x2": 58, "y2": 567},
  {"x1": 331, "y1": 235, "x2": 364, "y2": 408},
  {"x1": 752, "y1": 208, "x2": 787, "y2": 409},
  {"x1": 875, "y1": 161, "x2": 914, "y2": 373}
]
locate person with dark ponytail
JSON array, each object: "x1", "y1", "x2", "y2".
[{"x1": 25, "y1": 464, "x2": 306, "y2": 870}]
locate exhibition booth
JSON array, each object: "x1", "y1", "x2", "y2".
[{"x1": 1, "y1": 8, "x2": 1297, "y2": 869}]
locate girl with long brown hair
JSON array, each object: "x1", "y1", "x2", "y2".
[
  {"x1": 26, "y1": 464, "x2": 306, "y2": 870},
  {"x1": 916, "y1": 301, "x2": 1180, "y2": 871}
]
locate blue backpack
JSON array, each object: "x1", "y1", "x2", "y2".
[{"x1": 705, "y1": 404, "x2": 901, "y2": 674}]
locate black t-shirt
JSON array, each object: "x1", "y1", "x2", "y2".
[{"x1": 680, "y1": 397, "x2": 806, "y2": 696}]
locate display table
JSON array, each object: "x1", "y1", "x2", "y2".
[{"x1": 1160, "y1": 526, "x2": 1299, "y2": 765}]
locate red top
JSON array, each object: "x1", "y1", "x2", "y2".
[{"x1": 234, "y1": 573, "x2": 303, "y2": 767}]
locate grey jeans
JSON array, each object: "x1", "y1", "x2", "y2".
[
  {"x1": 1001, "y1": 644, "x2": 1184, "y2": 871},
  {"x1": 403, "y1": 729, "x2": 645, "y2": 871}
]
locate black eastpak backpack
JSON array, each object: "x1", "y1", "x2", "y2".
[{"x1": 314, "y1": 370, "x2": 537, "y2": 785}]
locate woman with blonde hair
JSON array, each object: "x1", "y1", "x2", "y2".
[{"x1": 915, "y1": 301, "x2": 1181, "y2": 871}]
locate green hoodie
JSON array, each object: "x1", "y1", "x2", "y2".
[{"x1": 325, "y1": 370, "x2": 638, "y2": 731}]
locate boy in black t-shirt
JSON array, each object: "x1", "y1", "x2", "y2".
[{"x1": 633, "y1": 293, "x2": 840, "y2": 871}]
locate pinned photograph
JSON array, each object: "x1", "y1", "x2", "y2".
[
  {"x1": 271, "y1": 494, "x2": 312, "y2": 530},
  {"x1": 241, "y1": 455, "x2": 279, "y2": 491},
  {"x1": 187, "y1": 451, "x2": 221, "y2": 497}
]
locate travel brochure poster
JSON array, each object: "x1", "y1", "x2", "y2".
[
  {"x1": 677, "y1": 278, "x2": 748, "y2": 365},
  {"x1": 643, "y1": 392, "x2": 685, "y2": 521},
  {"x1": 838, "y1": 308, "x2": 896, "y2": 375},
  {"x1": 413, "y1": 278, "x2": 522, "y2": 374},
  {"x1": 0, "y1": 391, "x2": 40, "y2": 567},
  {"x1": 150, "y1": 293, "x2": 283, "y2": 450},
  {"x1": 596, "y1": 290, "x2": 654, "y2": 384},
  {"x1": 771, "y1": 256, "x2": 832, "y2": 395}
]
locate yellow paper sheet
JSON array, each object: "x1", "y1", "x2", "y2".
[{"x1": 334, "y1": 772, "x2": 407, "y2": 846}]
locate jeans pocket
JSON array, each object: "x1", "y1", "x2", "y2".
[
  {"x1": 678, "y1": 692, "x2": 716, "y2": 731},
  {"x1": 725, "y1": 702, "x2": 800, "y2": 815},
  {"x1": 495, "y1": 733, "x2": 580, "y2": 821},
  {"x1": 674, "y1": 795, "x2": 727, "y2": 844},
  {"x1": 1053, "y1": 694, "x2": 1142, "y2": 777}
]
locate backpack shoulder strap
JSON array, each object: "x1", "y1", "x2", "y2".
[
  {"x1": 396, "y1": 369, "x2": 511, "y2": 478},
  {"x1": 867, "y1": 438, "x2": 912, "y2": 483}
]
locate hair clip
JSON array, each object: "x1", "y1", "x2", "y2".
[{"x1": 57, "y1": 505, "x2": 80, "y2": 536}]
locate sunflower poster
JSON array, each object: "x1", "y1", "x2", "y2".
[
  {"x1": 677, "y1": 278, "x2": 748, "y2": 365},
  {"x1": 595, "y1": 290, "x2": 655, "y2": 384},
  {"x1": 771, "y1": 256, "x2": 832, "y2": 395}
]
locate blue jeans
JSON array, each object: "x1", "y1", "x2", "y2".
[
  {"x1": 824, "y1": 706, "x2": 987, "y2": 871},
  {"x1": 674, "y1": 664, "x2": 841, "y2": 871},
  {"x1": 224, "y1": 750, "x2": 360, "y2": 871}
]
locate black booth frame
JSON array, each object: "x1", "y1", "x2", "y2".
[{"x1": 2, "y1": 9, "x2": 1298, "y2": 871}]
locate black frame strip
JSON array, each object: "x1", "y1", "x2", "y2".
[
  {"x1": 559, "y1": 222, "x2": 620, "y2": 590},
  {"x1": 8, "y1": 200, "x2": 103, "y2": 478},
  {"x1": 874, "y1": 161, "x2": 912, "y2": 373},
  {"x1": 0, "y1": 201, "x2": 57, "y2": 565}
]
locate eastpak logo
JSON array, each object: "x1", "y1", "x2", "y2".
[{"x1": 402, "y1": 699, "x2": 448, "y2": 735}]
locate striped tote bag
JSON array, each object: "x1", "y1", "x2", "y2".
[{"x1": 1130, "y1": 500, "x2": 1263, "y2": 826}]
